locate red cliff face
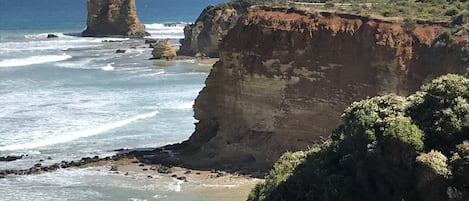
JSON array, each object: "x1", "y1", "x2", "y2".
[{"x1": 175, "y1": 7, "x2": 469, "y2": 172}]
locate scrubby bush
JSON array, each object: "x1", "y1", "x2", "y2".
[
  {"x1": 290, "y1": 0, "x2": 468, "y2": 23},
  {"x1": 407, "y1": 74, "x2": 469, "y2": 152},
  {"x1": 247, "y1": 149, "x2": 314, "y2": 201},
  {"x1": 416, "y1": 150, "x2": 449, "y2": 176},
  {"x1": 248, "y1": 74, "x2": 469, "y2": 201}
]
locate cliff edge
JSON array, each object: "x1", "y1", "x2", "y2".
[
  {"x1": 173, "y1": 7, "x2": 469, "y2": 172},
  {"x1": 82, "y1": 0, "x2": 147, "y2": 38}
]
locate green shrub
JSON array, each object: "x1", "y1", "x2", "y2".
[
  {"x1": 324, "y1": 2, "x2": 334, "y2": 8},
  {"x1": 403, "y1": 18, "x2": 417, "y2": 32},
  {"x1": 416, "y1": 150, "x2": 449, "y2": 176},
  {"x1": 247, "y1": 149, "x2": 314, "y2": 201},
  {"x1": 407, "y1": 74, "x2": 469, "y2": 151},
  {"x1": 248, "y1": 74, "x2": 469, "y2": 201},
  {"x1": 382, "y1": 116, "x2": 424, "y2": 152}
]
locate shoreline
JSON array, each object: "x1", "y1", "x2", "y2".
[{"x1": 0, "y1": 151, "x2": 260, "y2": 201}]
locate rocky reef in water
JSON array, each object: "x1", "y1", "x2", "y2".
[
  {"x1": 178, "y1": 3, "x2": 246, "y2": 57},
  {"x1": 82, "y1": 0, "x2": 147, "y2": 38},
  {"x1": 168, "y1": 6, "x2": 469, "y2": 172}
]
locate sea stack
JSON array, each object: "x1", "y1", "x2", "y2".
[
  {"x1": 82, "y1": 0, "x2": 147, "y2": 38},
  {"x1": 179, "y1": 5, "x2": 242, "y2": 57},
  {"x1": 151, "y1": 40, "x2": 177, "y2": 60}
]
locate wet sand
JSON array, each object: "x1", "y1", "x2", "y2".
[{"x1": 82, "y1": 157, "x2": 261, "y2": 201}]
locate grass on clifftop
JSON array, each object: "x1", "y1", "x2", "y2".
[
  {"x1": 248, "y1": 73, "x2": 469, "y2": 201},
  {"x1": 221, "y1": 0, "x2": 469, "y2": 23}
]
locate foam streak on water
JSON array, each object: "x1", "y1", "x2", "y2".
[
  {"x1": 145, "y1": 23, "x2": 186, "y2": 39},
  {"x1": 0, "y1": 111, "x2": 159, "y2": 151},
  {"x1": 0, "y1": 54, "x2": 72, "y2": 67}
]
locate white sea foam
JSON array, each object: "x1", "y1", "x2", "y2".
[
  {"x1": 101, "y1": 63, "x2": 115, "y2": 71},
  {"x1": 0, "y1": 54, "x2": 72, "y2": 67},
  {"x1": 144, "y1": 23, "x2": 186, "y2": 39},
  {"x1": 0, "y1": 35, "x2": 103, "y2": 53},
  {"x1": 168, "y1": 178, "x2": 184, "y2": 192},
  {"x1": 23, "y1": 33, "x2": 76, "y2": 40},
  {"x1": 0, "y1": 111, "x2": 159, "y2": 151},
  {"x1": 175, "y1": 101, "x2": 194, "y2": 110},
  {"x1": 54, "y1": 59, "x2": 92, "y2": 68}
]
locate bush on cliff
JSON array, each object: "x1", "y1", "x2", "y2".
[
  {"x1": 290, "y1": 0, "x2": 469, "y2": 22},
  {"x1": 248, "y1": 74, "x2": 469, "y2": 201}
]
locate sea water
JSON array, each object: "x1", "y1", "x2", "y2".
[{"x1": 0, "y1": 0, "x2": 233, "y2": 200}]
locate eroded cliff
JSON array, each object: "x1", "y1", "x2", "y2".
[
  {"x1": 82, "y1": 0, "x2": 147, "y2": 38},
  {"x1": 179, "y1": 5, "x2": 241, "y2": 57},
  {"x1": 174, "y1": 7, "x2": 469, "y2": 172}
]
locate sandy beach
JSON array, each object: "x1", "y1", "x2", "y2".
[{"x1": 80, "y1": 157, "x2": 261, "y2": 201}]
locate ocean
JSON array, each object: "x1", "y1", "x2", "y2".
[{"x1": 0, "y1": 0, "x2": 237, "y2": 200}]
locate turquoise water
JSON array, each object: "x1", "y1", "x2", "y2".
[{"x1": 0, "y1": 0, "x2": 232, "y2": 200}]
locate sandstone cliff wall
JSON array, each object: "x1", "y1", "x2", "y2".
[
  {"x1": 82, "y1": 0, "x2": 147, "y2": 38},
  {"x1": 174, "y1": 7, "x2": 469, "y2": 172},
  {"x1": 179, "y1": 5, "x2": 241, "y2": 57}
]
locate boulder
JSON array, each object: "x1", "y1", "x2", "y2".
[
  {"x1": 47, "y1": 34, "x2": 58, "y2": 38},
  {"x1": 0, "y1": 155, "x2": 23, "y2": 162},
  {"x1": 145, "y1": 39, "x2": 158, "y2": 44}
]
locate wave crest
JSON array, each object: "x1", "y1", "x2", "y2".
[
  {"x1": 0, "y1": 54, "x2": 72, "y2": 67},
  {"x1": 145, "y1": 23, "x2": 186, "y2": 39},
  {"x1": 0, "y1": 111, "x2": 159, "y2": 151}
]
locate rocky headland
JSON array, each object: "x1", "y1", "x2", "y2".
[
  {"x1": 179, "y1": 3, "x2": 244, "y2": 57},
  {"x1": 167, "y1": 6, "x2": 469, "y2": 173},
  {"x1": 82, "y1": 0, "x2": 148, "y2": 38}
]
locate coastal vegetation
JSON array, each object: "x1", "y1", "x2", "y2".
[
  {"x1": 220, "y1": 0, "x2": 469, "y2": 23},
  {"x1": 247, "y1": 73, "x2": 469, "y2": 201},
  {"x1": 291, "y1": 0, "x2": 469, "y2": 22}
]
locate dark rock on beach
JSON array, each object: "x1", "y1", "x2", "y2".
[
  {"x1": 102, "y1": 40, "x2": 123, "y2": 43},
  {"x1": 115, "y1": 49, "x2": 126, "y2": 53},
  {"x1": 47, "y1": 34, "x2": 58, "y2": 38},
  {"x1": 0, "y1": 154, "x2": 130, "y2": 178},
  {"x1": 110, "y1": 166, "x2": 118, "y2": 171},
  {"x1": 0, "y1": 155, "x2": 24, "y2": 162},
  {"x1": 145, "y1": 39, "x2": 158, "y2": 44}
]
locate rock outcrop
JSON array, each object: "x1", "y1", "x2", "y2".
[
  {"x1": 179, "y1": 5, "x2": 242, "y2": 57},
  {"x1": 172, "y1": 7, "x2": 469, "y2": 172},
  {"x1": 82, "y1": 0, "x2": 147, "y2": 38},
  {"x1": 151, "y1": 40, "x2": 177, "y2": 59}
]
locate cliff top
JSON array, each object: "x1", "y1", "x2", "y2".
[
  {"x1": 243, "y1": 5, "x2": 469, "y2": 44},
  {"x1": 225, "y1": 0, "x2": 469, "y2": 25}
]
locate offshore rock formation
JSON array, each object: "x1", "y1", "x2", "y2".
[
  {"x1": 179, "y1": 5, "x2": 241, "y2": 57},
  {"x1": 151, "y1": 40, "x2": 177, "y2": 59},
  {"x1": 82, "y1": 0, "x2": 147, "y2": 38},
  {"x1": 173, "y1": 7, "x2": 469, "y2": 172}
]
